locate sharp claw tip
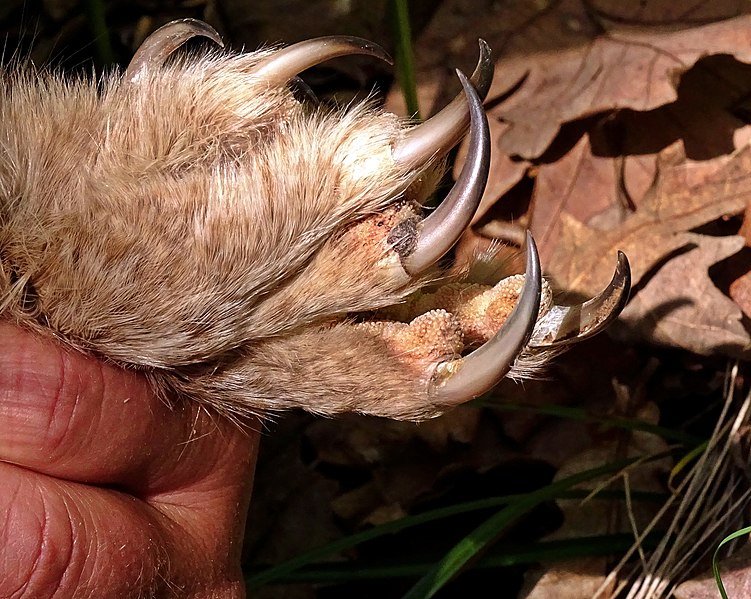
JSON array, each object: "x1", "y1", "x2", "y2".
[
  {"x1": 429, "y1": 227, "x2": 542, "y2": 403},
  {"x1": 615, "y1": 251, "x2": 631, "y2": 284},
  {"x1": 615, "y1": 251, "x2": 632, "y2": 306},
  {"x1": 617, "y1": 250, "x2": 629, "y2": 269},
  {"x1": 356, "y1": 37, "x2": 393, "y2": 65},
  {"x1": 380, "y1": 49, "x2": 395, "y2": 66},
  {"x1": 525, "y1": 231, "x2": 538, "y2": 259}
]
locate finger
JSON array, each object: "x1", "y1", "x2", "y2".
[
  {"x1": 0, "y1": 323, "x2": 259, "y2": 494},
  {"x1": 0, "y1": 462, "x2": 246, "y2": 598}
]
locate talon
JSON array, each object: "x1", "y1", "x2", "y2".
[
  {"x1": 430, "y1": 232, "x2": 542, "y2": 404},
  {"x1": 400, "y1": 69, "x2": 490, "y2": 276},
  {"x1": 392, "y1": 39, "x2": 493, "y2": 169},
  {"x1": 530, "y1": 251, "x2": 631, "y2": 347},
  {"x1": 125, "y1": 19, "x2": 224, "y2": 83},
  {"x1": 250, "y1": 36, "x2": 393, "y2": 87},
  {"x1": 471, "y1": 39, "x2": 494, "y2": 100}
]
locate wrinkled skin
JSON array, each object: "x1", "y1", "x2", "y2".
[{"x1": 0, "y1": 323, "x2": 259, "y2": 599}]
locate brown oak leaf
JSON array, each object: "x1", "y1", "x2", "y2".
[
  {"x1": 389, "y1": 0, "x2": 751, "y2": 355},
  {"x1": 546, "y1": 141, "x2": 748, "y2": 291},
  {"x1": 387, "y1": 0, "x2": 751, "y2": 225},
  {"x1": 618, "y1": 233, "x2": 749, "y2": 357},
  {"x1": 528, "y1": 55, "x2": 751, "y2": 261},
  {"x1": 541, "y1": 138, "x2": 750, "y2": 355}
]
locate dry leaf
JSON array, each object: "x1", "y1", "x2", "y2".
[
  {"x1": 386, "y1": 0, "x2": 751, "y2": 361},
  {"x1": 618, "y1": 234, "x2": 749, "y2": 356},
  {"x1": 304, "y1": 411, "x2": 520, "y2": 527},
  {"x1": 527, "y1": 54, "x2": 751, "y2": 261},
  {"x1": 492, "y1": 1, "x2": 751, "y2": 159},
  {"x1": 244, "y1": 414, "x2": 342, "y2": 565},
  {"x1": 387, "y1": 0, "x2": 751, "y2": 224},
  {"x1": 540, "y1": 139, "x2": 750, "y2": 355},
  {"x1": 730, "y1": 202, "x2": 751, "y2": 316},
  {"x1": 522, "y1": 558, "x2": 611, "y2": 599},
  {"x1": 547, "y1": 140, "x2": 748, "y2": 290}
]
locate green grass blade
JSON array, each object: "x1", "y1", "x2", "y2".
[
  {"x1": 389, "y1": 0, "x2": 420, "y2": 118},
  {"x1": 246, "y1": 487, "x2": 664, "y2": 588},
  {"x1": 713, "y1": 525, "x2": 751, "y2": 599},
  {"x1": 263, "y1": 533, "x2": 662, "y2": 584},
  {"x1": 83, "y1": 0, "x2": 115, "y2": 67},
  {"x1": 401, "y1": 455, "x2": 667, "y2": 599},
  {"x1": 669, "y1": 441, "x2": 708, "y2": 487}
]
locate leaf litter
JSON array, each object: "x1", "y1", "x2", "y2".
[
  {"x1": 379, "y1": 0, "x2": 751, "y2": 596},
  {"x1": 104, "y1": 0, "x2": 751, "y2": 595}
]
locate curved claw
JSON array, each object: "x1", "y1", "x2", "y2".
[
  {"x1": 250, "y1": 36, "x2": 392, "y2": 88},
  {"x1": 401, "y1": 70, "x2": 489, "y2": 276},
  {"x1": 393, "y1": 39, "x2": 493, "y2": 170},
  {"x1": 125, "y1": 19, "x2": 224, "y2": 83},
  {"x1": 530, "y1": 252, "x2": 631, "y2": 347},
  {"x1": 431, "y1": 232, "x2": 542, "y2": 404}
]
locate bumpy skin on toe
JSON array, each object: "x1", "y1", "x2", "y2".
[{"x1": 0, "y1": 21, "x2": 628, "y2": 420}]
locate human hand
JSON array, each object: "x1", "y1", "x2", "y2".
[{"x1": 0, "y1": 323, "x2": 260, "y2": 598}]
